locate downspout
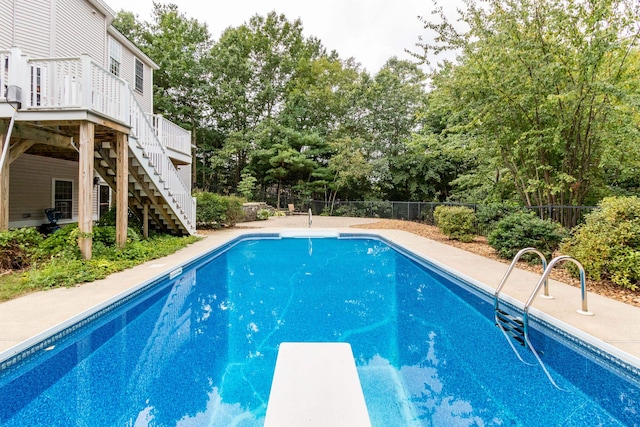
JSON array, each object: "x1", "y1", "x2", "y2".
[{"x1": 0, "y1": 110, "x2": 17, "y2": 171}]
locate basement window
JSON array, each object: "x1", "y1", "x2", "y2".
[{"x1": 53, "y1": 179, "x2": 73, "y2": 220}]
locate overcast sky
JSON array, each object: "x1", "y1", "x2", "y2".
[{"x1": 104, "y1": 0, "x2": 462, "y2": 73}]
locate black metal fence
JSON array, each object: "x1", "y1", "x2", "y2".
[{"x1": 301, "y1": 200, "x2": 597, "y2": 231}]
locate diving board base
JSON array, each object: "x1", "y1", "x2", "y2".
[{"x1": 264, "y1": 342, "x2": 371, "y2": 427}]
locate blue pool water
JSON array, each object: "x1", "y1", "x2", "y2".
[{"x1": 1, "y1": 235, "x2": 639, "y2": 426}]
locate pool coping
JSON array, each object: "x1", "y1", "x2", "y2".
[{"x1": 1, "y1": 227, "x2": 640, "y2": 376}]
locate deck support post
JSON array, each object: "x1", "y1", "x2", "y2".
[
  {"x1": 78, "y1": 121, "x2": 95, "y2": 260},
  {"x1": 143, "y1": 201, "x2": 149, "y2": 239},
  {"x1": 116, "y1": 132, "x2": 128, "y2": 248}
]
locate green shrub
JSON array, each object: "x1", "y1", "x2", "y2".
[
  {"x1": 434, "y1": 206, "x2": 477, "y2": 242},
  {"x1": 16, "y1": 234, "x2": 200, "y2": 295},
  {"x1": 36, "y1": 225, "x2": 81, "y2": 260},
  {"x1": 96, "y1": 207, "x2": 143, "y2": 233},
  {"x1": 225, "y1": 196, "x2": 246, "y2": 226},
  {"x1": 256, "y1": 209, "x2": 271, "y2": 220},
  {"x1": 0, "y1": 228, "x2": 44, "y2": 270},
  {"x1": 560, "y1": 196, "x2": 640, "y2": 290},
  {"x1": 195, "y1": 192, "x2": 246, "y2": 228},
  {"x1": 476, "y1": 203, "x2": 524, "y2": 232},
  {"x1": 334, "y1": 205, "x2": 366, "y2": 217},
  {"x1": 488, "y1": 211, "x2": 566, "y2": 261}
]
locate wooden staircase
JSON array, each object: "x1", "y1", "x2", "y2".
[{"x1": 93, "y1": 130, "x2": 195, "y2": 236}]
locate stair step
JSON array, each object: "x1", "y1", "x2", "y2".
[
  {"x1": 496, "y1": 309, "x2": 523, "y2": 326},
  {"x1": 496, "y1": 309, "x2": 526, "y2": 346}
]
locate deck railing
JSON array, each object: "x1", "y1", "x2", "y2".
[
  {"x1": 0, "y1": 50, "x2": 9, "y2": 98},
  {"x1": 147, "y1": 114, "x2": 191, "y2": 157},
  {"x1": 127, "y1": 90, "x2": 195, "y2": 233}
]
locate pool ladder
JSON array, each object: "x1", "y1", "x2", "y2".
[{"x1": 494, "y1": 248, "x2": 594, "y2": 390}]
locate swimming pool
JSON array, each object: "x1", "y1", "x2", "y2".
[{"x1": 1, "y1": 234, "x2": 639, "y2": 426}]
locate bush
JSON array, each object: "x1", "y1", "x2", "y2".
[
  {"x1": 256, "y1": 209, "x2": 271, "y2": 221},
  {"x1": 334, "y1": 204, "x2": 366, "y2": 217},
  {"x1": 476, "y1": 203, "x2": 524, "y2": 233},
  {"x1": 0, "y1": 228, "x2": 43, "y2": 270},
  {"x1": 488, "y1": 212, "x2": 566, "y2": 261},
  {"x1": 96, "y1": 207, "x2": 143, "y2": 233},
  {"x1": 434, "y1": 206, "x2": 477, "y2": 242},
  {"x1": 195, "y1": 192, "x2": 246, "y2": 228},
  {"x1": 225, "y1": 196, "x2": 246, "y2": 226},
  {"x1": 560, "y1": 196, "x2": 640, "y2": 290}
]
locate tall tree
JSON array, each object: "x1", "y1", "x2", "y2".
[
  {"x1": 208, "y1": 12, "x2": 326, "y2": 191},
  {"x1": 113, "y1": 4, "x2": 213, "y2": 187},
  {"x1": 416, "y1": 0, "x2": 640, "y2": 209}
]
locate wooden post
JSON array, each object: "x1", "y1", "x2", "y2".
[
  {"x1": 116, "y1": 132, "x2": 128, "y2": 248},
  {"x1": 78, "y1": 121, "x2": 95, "y2": 260},
  {"x1": 0, "y1": 130, "x2": 8, "y2": 231},
  {"x1": 143, "y1": 202, "x2": 149, "y2": 239}
]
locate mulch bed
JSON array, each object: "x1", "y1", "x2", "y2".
[{"x1": 352, "y1": 219, "x2": 640, "y2": 308}]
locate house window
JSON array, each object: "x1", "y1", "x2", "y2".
[
  {"x1": 109, "y1": 36, "x2": 122, "y2": 77},
  {"x1": 30, "y1": 65, "x2": 47, "y2": 107},
  {"x1": 98, "y1": 185, "x2": 111, "y2": 218},
  {"x1": 53, "y1": 179, "x2": 73, "y2": 220},
  {"x1": 134, "y1": 58, "x2": 144, "y2": 93}
]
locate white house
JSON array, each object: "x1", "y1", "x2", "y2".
[{"x1": 0, "y1": 0, "x2": 196, "y2": 259}]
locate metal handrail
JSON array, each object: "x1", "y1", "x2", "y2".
[
  {"x1": 494, "y1": 248, "x2": 548, "y2": 312},
  {"x1": 523, "y1": 255, "x2": 593, "y2": 341}
]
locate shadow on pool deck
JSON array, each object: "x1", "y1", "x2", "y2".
[{"x1": 1, "y1": 219, "x2": 640, "y2": 368}]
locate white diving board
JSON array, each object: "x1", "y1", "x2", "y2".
[{"x1": 264, "y1": 342, "x2": 372, "y2": 427}]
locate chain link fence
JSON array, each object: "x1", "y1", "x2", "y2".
[{"x1": 299, "y1": 200, "x2": 597, "y2": 232}]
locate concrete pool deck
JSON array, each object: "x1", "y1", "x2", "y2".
[{"x1": 1, "y1": 215, "x2": 640, "y2": 369}]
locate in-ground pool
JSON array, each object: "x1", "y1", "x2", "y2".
[{"x1": 1, "y1": 234, "x2": 639, "y2": 426}]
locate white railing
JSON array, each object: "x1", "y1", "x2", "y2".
[
  {"x1": 88, "y1": 59, "x2": 128, "y2": 122},
  {"x1": 2, "y1": 48, "x2": 195, "y2": 234},
  {"x1": 147, "y1": 114, "x2": 191, "y2": 156},
  {"x1": 0, "y1": 50, "x2": 9, "y2": 98},
  {"x1": 24, "y1": 55, "x2": 128, "y2": 123},
  {"x1": 128, "y1": 91, "x2": 196, "y2": 233},
  {"x1": 24, "y1": 57, "x2": 85, "y2": 109}
]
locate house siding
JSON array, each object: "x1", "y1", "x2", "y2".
[
  {"x1": 0, "y1": 0, "x2": 13, "y2": 48},
  {"x1": 13, "y1": 0, "x2": 52, "y2": 57},
  {"x1": 118, "y1": 42, "x2": 153, "y2": 113},
  {"x1": 9, "y1": 154, "x2": 80, "y2": 227},
  {"x1": 54, "y1": 0, "x2": 106, "y2": 63}
]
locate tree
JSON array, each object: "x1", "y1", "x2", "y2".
[
  {"x1": 208, "y1": 12, "x2": 323, "y2": 190},
  {"x1": 415, "y1": 0, "x2": 640, "y2": 214},
  {"x1": 113, "y1": 4, "x2": 214, "y2": 187}
]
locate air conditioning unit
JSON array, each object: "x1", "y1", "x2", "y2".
[{"x1": 6, "y1": 85, "x2": 22, "y2": 104}]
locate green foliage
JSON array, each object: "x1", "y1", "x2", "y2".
[
  {"x1": 35, "y1": 226, "x2": 81, "y2": 260},
  {"x1": 96, "y1": 207, "x2": 143, "y2": 234},
  {"x1": 237, "y1": 170, "x2": 258, "y2": 200},
  {"x1": 334, "y1": 205, "x2": 366, "y2": 218},
  {"x1": 225, "y1": 196, "x2": 246, "y2": 226},
  {"x1": 417, "y1": 0, "x2": 640, "y2": 211},
  {"x1": 256, "y1": 209, "x2": 271, "y2": 221},
  {"x1": 434, "y1": 206, "x2": 476, "y2": 242},
  {"x1": 0, "y1": 228, "x2": 43, "y2": 270},
  {"x1": 488, "y1": 212, "x2": 566, "y2": 261},
  {"x1": 476, "y1": 203, "x2": 525, "y2": 233},
  {"x1": 195, "y1": 192, "x2": 246, "y2": 228},
  {"x1": 0, "y1": 232, "x2": 200, "y2": 301},
  {"x1": 560, "y1": 196, "x2": 640, "y2": 290}
]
